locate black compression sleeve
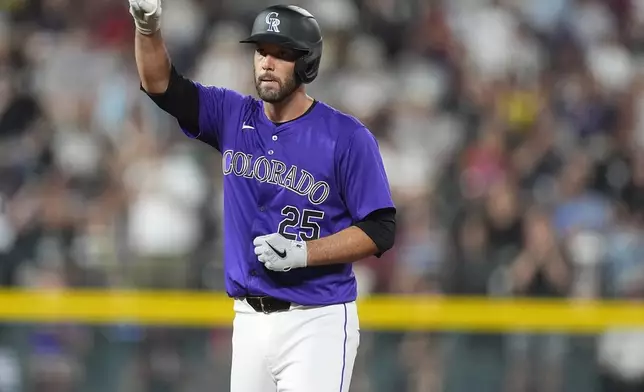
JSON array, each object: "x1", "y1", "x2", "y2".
[
  {"x1": 140, "y1": 65, "x2": 200, "y2": 135},
  {"x1": 354, "y1": 207, "x2": 396, "y2": 257}
]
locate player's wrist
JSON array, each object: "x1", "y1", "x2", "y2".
[
  {"x1": 301, "y1": 239, "x2": 320, "y2": 267},
  {"x1": 133, "y1": 14, "x2": 161, "y2": 35},
  {"x1": 297, "y1": 239, "x2": 309, "y2": 268},
  {"x1": 135, "y1": 22, "x2": 159, "y2": 36}
]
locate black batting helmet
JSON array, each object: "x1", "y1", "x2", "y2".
[{"x1": 240, "y1": 5, "x2": 323, "y2": 84}]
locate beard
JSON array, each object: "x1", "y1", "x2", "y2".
[{"x1": 254, "y1": 66, "x2": 299, "y2": 103}]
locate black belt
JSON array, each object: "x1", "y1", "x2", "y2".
[{"x1": 242, "y1": 296, "x2": 291, "y2": 313}]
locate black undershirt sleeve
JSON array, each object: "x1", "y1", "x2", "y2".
[
  {"x1": 353, "y1": 207, "x2": 396, "y2": 257},
  {"x1": 140, "y1": 65, "x2": 200, "y2": 135}
]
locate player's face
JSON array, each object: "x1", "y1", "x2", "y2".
[{"x1": 253, "y1": 42, "x2": 301, "y2": 103}]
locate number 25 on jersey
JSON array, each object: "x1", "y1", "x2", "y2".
[{"x1": 278, "y1": 206, "x2": 324, "y2": 241}]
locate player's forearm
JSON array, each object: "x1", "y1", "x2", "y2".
[
  {"x1": 306, "y1": 226, "x2": 378, "y2": 267},
  {"x1": 135, "y1": 30, "x2": 171, "y2": 93}
]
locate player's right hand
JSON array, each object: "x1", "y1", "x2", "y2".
[{"x1": 129, "y1": 0, "x2": 162, "y2": 36}]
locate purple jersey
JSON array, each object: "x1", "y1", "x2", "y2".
[{"x1": 181, "y1": 82, "x2": 394, "y2": 306}]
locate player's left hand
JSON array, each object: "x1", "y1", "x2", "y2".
[{"x1": 253, "y1": 233, "x2": 308, "y2": 272}]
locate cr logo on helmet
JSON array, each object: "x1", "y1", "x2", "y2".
[{"x1": 265, "y1": 12, "x2": 280, "y2": 32}]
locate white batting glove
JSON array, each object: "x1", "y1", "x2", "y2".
[
  {"x1": 129, "y1": 0, "x2": 162, "y2": 35},
  {"x1": 253, "y1": 233, "x2": 308, "y2": 272}
]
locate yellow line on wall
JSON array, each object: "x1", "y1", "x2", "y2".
[{"x1": 1, "y1": 290, "x2": 643, "y2": 332}]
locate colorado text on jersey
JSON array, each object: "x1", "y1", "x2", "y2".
[{"x1": 222, "y1": 149, "x2": 331, "y2": 205}]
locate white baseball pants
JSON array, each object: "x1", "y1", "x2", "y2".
[{"x1": 230, "y1": 299, "x2": 360, "y2": 392}]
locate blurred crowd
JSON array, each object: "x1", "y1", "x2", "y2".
[{"x1": 2, "y1": 0, "x2": 644, "y2": 390}]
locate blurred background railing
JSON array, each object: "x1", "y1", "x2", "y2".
[
  {"x1": 3, "y1": 292, "x2": 644, "y2": 391},
  {"x1": 3, "y1": 0, "x2": 644, "y2": 390}
]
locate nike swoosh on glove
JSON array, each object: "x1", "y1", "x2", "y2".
[{"x1": 253, "y1": 233, "x2": 308, "y2": 272}]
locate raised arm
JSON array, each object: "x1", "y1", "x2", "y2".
[
  {"x1": 128, "y1": 0, "x2": 204, "y2": 140},
  {"x1": 128, "y1": 0, "x2": 246, "y2": 151},
  {"x1": 135, "y1": 31, "x2": 171, "y2": 93},
  {"x1": 129, "y1": 0, "x2": 170, "y2": 93}
]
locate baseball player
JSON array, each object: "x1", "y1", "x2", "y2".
[{"x1": 128, "y1": 2, "x2": 396, "y2": 391}]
